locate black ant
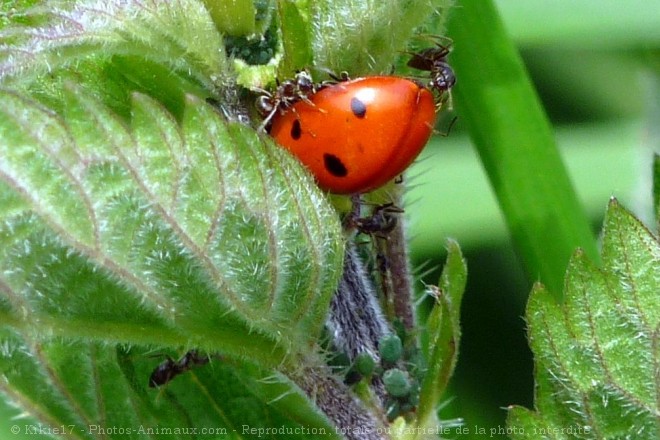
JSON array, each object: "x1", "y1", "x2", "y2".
[
  {"x1": 254, "y1": 70, "x2": 316, "y2": 131},
  {"x1": 407, "y1": 38, "x2": 456, "y2": 96},
  {"x1": 353, "y1": 203, "x2": 404, "y2": 237},
  {"x1": 148, "y1": 350, "x2": 211, "y2": 387}
]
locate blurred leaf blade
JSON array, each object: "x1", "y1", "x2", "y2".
[
  {"x1": 446, "y1": 0, "x2": 599, "y2": 296},
  {"x1": 495, "y1": 0, "x2": 660, "y2": 47}
]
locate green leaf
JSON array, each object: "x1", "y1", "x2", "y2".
[
  {"x1": 654, "y1": 154, "x2": 660, "y2": 226},
  {"x1": 278, "y1": 1, "x2": 314, "y2": 76},
  {"x1": 447, "y1": 0, "x2": 599, "y2": 296},
  {"x1": 0, "y1": 336, "x2": 340, "y2": 439},
  {"x1": 0, "y1": 1, "x2": 229, "y2": 93},
  {"x1": 0, "y1": 85, "x2": 343, "y2": 368},
  {"x1": 204, "y1": 0, "x2": 256, "y2": 36},
  {"x1": 278, "y1": 0, "x2": 452, "y2": 76},
  {"x1": 0, "y1": 82, "x2": 345, "y2": 437},
  {"x1": 507, "y1": 199, "x2": 660, "y2": 439},
  {"x1": 417, "y1": 240, "x2": 467, "y2": 430}
]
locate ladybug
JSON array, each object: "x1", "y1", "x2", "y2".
[
  {"x1": 254, "y1": 70, "x2": 316, "y2": 130},
  {"x1": 269, "y1": 76, "x2": 436, "y2": 194},
  {"x1": 407, "y1": 43, "x2": 456, "y2": 95}
]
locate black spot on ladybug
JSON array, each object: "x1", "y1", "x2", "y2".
[
  {"x1": 324, "y1": 154, "x2": 348, "y2": 177},
  {"x1": 290, "y1": 119, "x2": 302, "y2": 140},
  {"x1": 350, "y1": 97, "x2": 367, "y2": 118}
]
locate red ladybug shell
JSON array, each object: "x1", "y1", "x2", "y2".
[{"x1": 269, "y1": 76, "x2": 436, "y2": 194}]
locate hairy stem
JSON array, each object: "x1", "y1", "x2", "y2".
[
  {"x1": 328, "y1": 242, "x2": 391, "y2": 361},
  {"x1": 294, "y1": 364, "x2": 390, "y2": 440},
  {"x1": 379, "y1": 186, "x2": 415, "y2": 330}
]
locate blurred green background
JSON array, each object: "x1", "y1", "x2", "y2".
[{"x1": 406, "y1": 0, "x2": 659, "y2": 437}]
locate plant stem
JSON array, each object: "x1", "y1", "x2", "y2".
[
  {"x1": 294, "y1": 364, "x2": 390, "y2": 440},
  {"x1": 328, "y1": 242, "x2": 390, "y2": 362},
  {"x1": 380, "y1": 186, "x2": 415, "y2": 330}
]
